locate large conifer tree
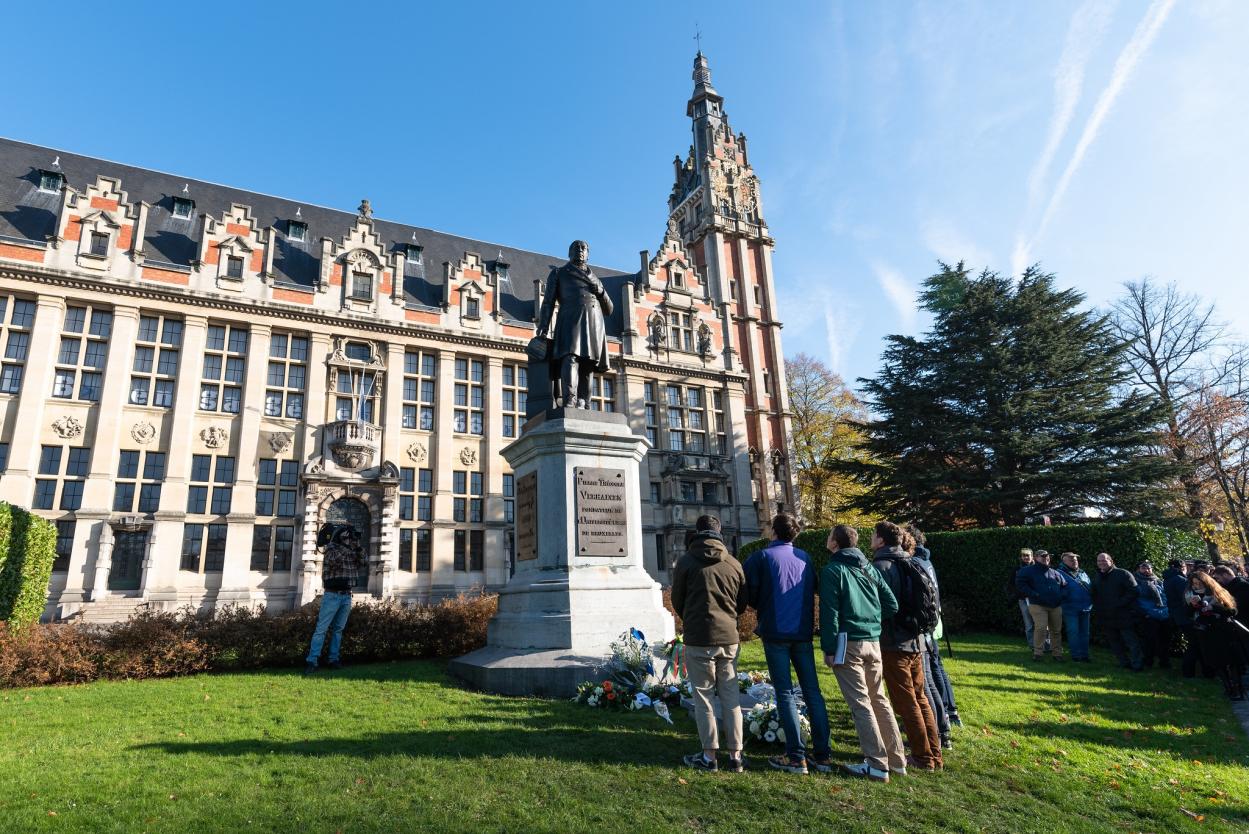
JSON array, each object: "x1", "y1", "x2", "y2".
[{"x1": 844, "y1": 264, "x2": 1175, "y2": 528}]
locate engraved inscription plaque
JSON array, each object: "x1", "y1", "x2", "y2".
[
  {"x1": 575, "y1": 466, "x2": 628, "y2": 556},
  {"x1": 515, "y1": 472, "x2": 538, "y2": 562}
]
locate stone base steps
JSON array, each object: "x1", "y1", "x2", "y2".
[{"x1": 70, "y1": 598, "x2": 149, "y2": 624}]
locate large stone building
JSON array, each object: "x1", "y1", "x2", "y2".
[{"x1": 0, "y1": 54, "x2": 796, "y2": 622}]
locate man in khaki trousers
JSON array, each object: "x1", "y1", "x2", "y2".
[
  {"x1": 820, "y1": 525, "x2": 907, "y2": 781},
  {"x1": 670, "y1": 515, "x2": 748, "y2": 772}
]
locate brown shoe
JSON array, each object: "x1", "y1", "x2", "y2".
[{"x1": 906, "y1": 755, "x2": 939, "y2": 772}]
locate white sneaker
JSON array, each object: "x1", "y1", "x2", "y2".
[
  {"x1": 890, "y1": 765, "x2": 908, "y2": 777},
  {"x1": 841, "y1": 761, "x2": 890, "y2": 782}
]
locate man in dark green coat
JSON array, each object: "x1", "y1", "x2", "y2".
[{"x1": 819, "y1": 525, "x2": 906, "y2": 782}]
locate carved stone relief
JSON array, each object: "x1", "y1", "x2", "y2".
[
  {"x1": 460, "y1": 447, "x2": 478, "y2": 466},
  {"x1": 406, "y1": 442, "x2": 427, "y2": 463},
  {"x1": 130, "y1": 421, "x2": 157, "y2": 445},
  {"x1": 200, "y1": 426, "x2": 230, "y2": 449},
  {"x1": 268, "y1": 432, "x2": 293, "y2": 454},
  {"x1": 52, "y1": 415, "x2": 84, "y2": 439}
]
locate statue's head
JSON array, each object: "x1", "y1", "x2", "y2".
[{"x1": 568, "y1": 240, "x2": 589, "y2": 265}]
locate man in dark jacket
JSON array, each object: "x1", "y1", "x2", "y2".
[
  {"x1": 873, "y1": 521, "x2": 943, "y2": 771},
  {"x1": 1134, "y1": 561, "x2": 1171, "y2": 669},
  {"x1": 1009, "y1": 549, "x2": 1038, "y2": 647},
  {"x1": 1016, "y1": 550, "x2": 1067, "y2": 661},
  {"x1": 671, "y1": 515, "x2": 748, "y2": 773},
  {"x1": 1163, "y1": 559, "x2": 1203, "y2": 677},
  {"x1": 304, "y1": 526, "x2": 367, "y2": 674},
  {"x1": 1091, "y1": 553, "x2": 1143, "y2": 671},
  {"x1": 821, "y1": 524, "x2": 905, "y2": 781},
  {"x1": 743, "y1": 513, "x2": 833, "y2": 775}
]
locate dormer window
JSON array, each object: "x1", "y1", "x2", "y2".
[
  {"x1": 38, "y1": 171, "x2": 63, "y2": 193},
  {"x1": 672, "y1": 269, "x2": 684, "y2": 288},
  {"x1": 89, "y1": 232, "x2": 109, "y2": 257},
  {"x1": 466, "y1": 296, "x2": 480, "y2": 319},
  {"x1": 351, "y1": 271, "x2": 372, "y2": 301},
  {"x1": 405, "y1": 244, "x2": 422, "y2": 264},
  {"x1": 288, "y1": 220, "x2": 307, "y2": 242},
  {"x1": 172, "y1": 197, "x2": 194, "y2": 219},
  {"x1": 226, "y1": 256, "x2": 244, "y2": 279}
]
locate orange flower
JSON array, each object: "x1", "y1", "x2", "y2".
[{"x1": 607, "y1": 692, "x2": 616, "y2": 701}]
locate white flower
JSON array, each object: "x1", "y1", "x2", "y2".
[
  {"x1": 777, "y1": 729, "x2": 786, "y2": 743},
  {"x1": 768, "y1": 720, "x2": 779, "y2": 731},
  {"x1": 750, "y1": 721, "x2": 761, "y2": 735},
  {"x1": 594, "y1": 687, "x2": 603, "y2": 696},
  {"x1": 764, "y1": 730, "x2": 776, "y2": 742},
  {"x1": 587, "y1": 696, "x2": 598, "y2": 706}
]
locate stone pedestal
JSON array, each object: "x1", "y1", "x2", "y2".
[{"x1": 450, "y1": 410, "x2": 675, "y2": 696}]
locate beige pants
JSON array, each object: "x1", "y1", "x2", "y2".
[
  {"x1": 685, "y1": 643, "x2": 742, "y2": 754},
  {"x1": 1029, "y1": 603, "x2": 1063, "y2": 657},
  {"x1": 830, "y1": 639, "x2": 906, "y2": 772}
]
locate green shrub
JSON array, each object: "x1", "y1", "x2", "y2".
[
  {"x1": 737, "y1": 522, "x2": 1204, "y2": 633},
  {"x1": 0, "y1": 502, "x2": 57, "y2": 631}
]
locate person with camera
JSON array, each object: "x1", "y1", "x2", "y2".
[{"x1": 304, "y1": 525, "x2": 368, "y2": 674}]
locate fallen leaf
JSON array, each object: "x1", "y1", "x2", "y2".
[
  {"x1": 47, "y1": 811, "x2": 57, "y2": 816},
  {"x1": 1179, "y1": 807, "x2": 1204, "y2": 822},
  {"x1": 1109, "y1": 780, "x2": 1121, "y2": 790},
  {"x1": 677, "y1": 777, "x2": 688, "y2": 785},
  {"x1": 1010, "y1": 740, "x2": 1020, "y2": 749}
]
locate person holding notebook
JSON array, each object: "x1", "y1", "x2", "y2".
[{"x1": 819, "y1": 524, "x2": 906, "y2": 782}]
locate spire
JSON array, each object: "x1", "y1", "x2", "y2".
[{"x1": 687, "y1": 52, "x2": 722, "y2": 117}]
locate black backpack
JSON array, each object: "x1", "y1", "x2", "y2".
[
  {"x1": 882, "y1": 555, "x2": 941, "y2": 636},
  {"x1": 317, "y1": 523, "x2": 340, "y2": 548}
]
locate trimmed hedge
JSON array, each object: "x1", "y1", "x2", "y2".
[
  {"x1": 737, "y1": 522, "x2": 1205, "y2": 633},
  {"x1": 0, "y1": 502, "x2": 57, "y2": 631},
  {"x1": 0, "y1": 594, "x2": 498, "y2": 688}
]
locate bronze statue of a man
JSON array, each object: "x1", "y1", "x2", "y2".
[{"x1": 533, "y1": 240, "x2": 614, "y2": 409}]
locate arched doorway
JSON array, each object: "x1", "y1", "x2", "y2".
[{"x1": 325, "y1": 497, "x2": 371, "y2": 591}]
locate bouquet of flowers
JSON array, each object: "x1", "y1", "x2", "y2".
[
  {"x1": 574, "y1": 679, "x2": 628, "y2": 709},
  {"x1": 574, "y1": 629, "x2": 676, "y2": 723},
  {"x1": 661, "y1": 634, "x2": 686, "y2": 682},
  {"x1": 607, "y1": 628, "x2": 655, "y2": 692},
  {"x1": 736, "y1": 669, "x2": 770, "y2": 692},
  {"x1": 745, "y1": 701, "x2": 810, "y2": 746}
]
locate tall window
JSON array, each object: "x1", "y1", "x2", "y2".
[
  {"x1": 503, "y1": 473, "x2": 515, "y2": 523},
  {"x1": 54, "y1": 305, "x2": 111, "y2": 401},
  {"x1": 200, "y1": 324, "x2": 248, "y2": 413},
  {"x1": 130, "y1": 315, "x2": 182, "y2": 407},
  {"x1": 113, "y1": 450, "x2": 165, "y2": 513},
  {"x1": 453, "y1": 471, "x2": 467, "y2": 523},
  {"x1": 501, "y1": 363, "x2": 527, "y2": 437},
  {"x1": 255, "y1": 459, "x2": 298, "y2": 517},
  {"x1": 655, "y1": 533, "x2": 667, "y2": 571},
  {"x1": 0, "y1": 295, "x2": 36, "y2": 394},
  {"x1": 454, "y1": 357, "x2": 485, "y2": 435},
  {"x1": 33, "y1": 445, "x2": 89, "y2": 511},
  {"x1": 417, "y1": 467, "x2": 433, "y2": 521},
  {"x1": 668, "y1": 311, "x2": 694, "y2": 352},
  {"x1": 53, "y1": 520, "x2": 75, "y2": 572},
  {"x1": 265, "y1": 333, "x2": 308, "y2": 419},
  {"x1": 399, "y1": 528, "x2": 432, "y2": 573},
  {"x1": 665, "y1": 384, "x2": 706, "y2": 452},
  {"x1": 454, "y1": 529, "x2": 484, "y2": 572},
  {"x1": 402, "y1": 350, "x2": 436, "y2": 430},
  {"x1": 89, "y1": 231, "x2": 109, "y2": 257},
  {"x1": 187, "y1": 454, "x2": 234, "y2": 515},
  {"x1": 644, "y1": 381, "x2": 659, "y2": 447},
  {"x1": 250, "y1": 526, "x2": 294, "y2": 573},
  {"x1": 590, "y1": 375, "x2": 616, "y2": 412},
  {"x1": 351, "y1": 271, "x2": 372, "y2": 301},
  {"x1": 334, "y1": 358, "x2": 379, "y2": 423},
  {"x1": 399, "y1": 467, "x2": 416, "y2": 521},
  {"x1": 181, "y1": 523, "x2": 227, "y2": 573},
  {"x1": 0, "y1": 442, "x2": 8, "y2": 473},
  {"x1": 712, "y1": 391, "x2": 727, "y2": 455},
  {"x1": 398, "y1": 466, "x2": 433, "y2": 573}
]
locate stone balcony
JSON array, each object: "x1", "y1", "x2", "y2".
[{"x1": 326, "y1": 420, "x2": 380, "y2": 471}]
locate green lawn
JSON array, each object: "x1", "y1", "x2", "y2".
[{"x1": 2, "y1": 633, "x2": 1246, "y2": 834}]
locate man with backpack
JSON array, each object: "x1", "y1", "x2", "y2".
[
  {"x1": 872, "y1": 521, "x2": 943, "y2": 771},
  {"x1": 1015, "y1": 550, "x2": 1067, "y2": 661},
  {"x1": 304, "y1": 524, "x2": 368, "y2": 674},
  {"x1": 743, "y1": 513, "x2": 833, "y2": 775},
  {"x1": 821, "y1": 524, "x2": 906, "y2": 782}
]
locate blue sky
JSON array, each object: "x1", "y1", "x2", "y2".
[{"x1": 3, "y1": 1, "x2": 1245, "y2": 390}]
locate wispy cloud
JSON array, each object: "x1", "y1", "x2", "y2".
[
  {"x1": 872, "y1": 261, "x2": 919, "y2": 331},
  {"x1": 921, "y1": 216, "x2": 993, "y2": 271},
  {"x1": 1017, "y1": 0, "x2": 1177, "y2": 272},
  {"x1": 1026, "y1": 0, "x2": 1118, "y2": 208}
]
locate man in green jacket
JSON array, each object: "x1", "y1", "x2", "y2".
[{"x1": 820, "y1": 524, "x2": 906, "y2": 782}]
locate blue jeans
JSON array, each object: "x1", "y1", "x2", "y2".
[
  {"x1": 306, "y1": 591, "x2": 353, "y2": 665},
  {"x1": 761, "y1": 640, "x2": 831, "y2": 761},
  {"x1": 1063, "y1": 609, "x2": 1091, "y2": 660}
]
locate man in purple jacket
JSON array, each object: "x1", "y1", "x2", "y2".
[{"x1": 743, "y1": 513, "x2": 833, "y2": 774}]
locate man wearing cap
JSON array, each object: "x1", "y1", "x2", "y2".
[
  {"x1": 1134, "y1": 560, "x2": 1171, "y2": 670},
  {"x1": 1057, "y1": 552, "x2": 1093, "y2": 662},
  {"x1": 1015, "y1": 549, "x2": 1067, "y2": 661}
]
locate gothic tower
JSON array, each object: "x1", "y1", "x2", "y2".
[{"x1": 667, "y1": 52, "x2": 797, "y2": 531}]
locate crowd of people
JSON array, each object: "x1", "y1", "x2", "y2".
[
  {"x1": 669, "y1": 514, "x2": 957, "y2": 781},
  {"x1": 1010, "y1": 548, "x2": 1249, "y2": 700}
]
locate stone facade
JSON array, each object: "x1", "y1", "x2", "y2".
[{"x1": 0, "y1": 54, "x2": 796, "y2": 621}]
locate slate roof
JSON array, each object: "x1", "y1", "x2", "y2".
[{"x1": 0, "y1": 137, "x2": 634, "y2": 331}]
